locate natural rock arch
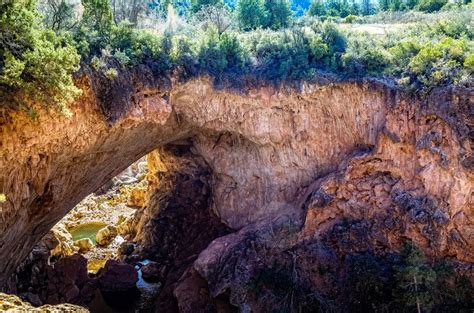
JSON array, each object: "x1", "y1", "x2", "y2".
[{"x1": 1, "y1": 69, "x2": 472, "y2": 289}]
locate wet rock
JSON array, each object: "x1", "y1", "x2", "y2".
[
  {"x1": 74, "y1": 238, "x2": 94, "y2": 253},
  {"x1": 140, "y1": 261, "x2": 162, "y2": 283},
  {"x1": 96, "y1": 225, "x2": 118, "y2": 246},
  {"x1": 98, "y1": 260, "x2": 138, "y2": 292}
]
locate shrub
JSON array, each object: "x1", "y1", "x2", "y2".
[
  {"x1": 172, "y1": 35, "x2": 199, "y2": 74},
  {"x1": 250, "y1": 260, "x2": 335, "y2": 312},
  {"x1": 343, "y1": 14, "x2": 358, "y2": 23},
  {"x1": 429, "y1": 18, "x2": 473, "y2": 39},
  {"x1": 253, "y1": 29, "x2": 313, "y2": 80},
  {"x1": 0, "y1": 0, "x2": 80, "y2": 113},
  {"x1": 105, "y1": 68, "x2": 118, "y2": 79},
  {"x1": 416, "y1": 0, "x2": 448, "y2": 12},
  {"x1": 198, "y1": 27, "x2": 248, "y2": 74},
  {"x1": 464, "y1": 53, "x2": 474, "y2": 72},
  {"x1": 342, "y1": 33, "x2": 390, "y2": 76}
]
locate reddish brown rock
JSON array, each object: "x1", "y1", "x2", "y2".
[
  {"x1": 140, "y1": 261, "x2": 162, "y2": 283},
  {"x1": 0, "y1": 68, "x2": 472, "y2": 295},
  {"x1": 98, "y1": 259, "x2": 138, "y2": 292}
]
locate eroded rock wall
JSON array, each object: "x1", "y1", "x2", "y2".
[
  {"x1": 0, "y1": 69, "x2": 472, "y2": 294},
  {"x1": 191, "y1": 85, "x2": 474, "y2": 312}
]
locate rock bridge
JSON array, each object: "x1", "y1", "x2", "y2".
[{"x1": 0, "y1": 68, "x2": 472, "y2": 289}]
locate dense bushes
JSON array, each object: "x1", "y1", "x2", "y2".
[
  {"x1": 0, "y1": 0, "x2": 80, "y2": 113},
  {"x1": 243, "y1": 21, "x2": 345, "y2": 79},
  {"x1": 386, "y1": 17, "x2": 473, "y2": 92},
  {"x1": 197, "y1": 27, "x2": 248, "y2": 73},
  {"x1": 1, "y1": 0, "x2": 473, "y2": 114},
  {"x1": 342, "y1": 33, "x2": 390, "y2": 76},
  {"x1": 416, "y1": 0, "x2": 448, "y2": 12}
]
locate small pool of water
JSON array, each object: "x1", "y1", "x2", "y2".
[{"x1": 70, "y1": 222, "x2": 107, "y2": 244}]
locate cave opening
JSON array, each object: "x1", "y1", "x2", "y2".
[{"x1": 5, "y1": 142, "x2": 233, "y2": 313}]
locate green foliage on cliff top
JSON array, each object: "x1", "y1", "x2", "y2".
[
  {"x1": 0, "y1": 0, "x2": 473, "y2": 114},
  {"x1": 0, "y1": 0, "x2": 80, "y2": 114}
]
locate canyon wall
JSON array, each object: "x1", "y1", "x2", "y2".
[{"x1": 0, "y1": 68, "x2": 472, "y2": 295}]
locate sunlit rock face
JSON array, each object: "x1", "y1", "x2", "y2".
[
  {"x1": 0, "y1": 292, "x2": 88, "y2": 312},
  {"x1": 0, "y1": 65, "x2": 472, "y2": 290}
]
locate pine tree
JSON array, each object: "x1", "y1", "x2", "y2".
[
  {"x1": 264, "y1": 0, "x2": 292, "y2": 29},
  {"x1": 394, "y1": 244, "x2": 437, "y2": 313},
  {"x1": 379, "y1": 0, "x2": 391, "y2": 11},
  {"x1": 236, "y1": 0, "x2": 267, "y2": 30},
  {"x1": 308, "y1": 0, "x2": 327, "y2": 16},
  {"x1": 191, "y1": 0, "x2": 223, "y2": 13},
  {"x1": 361, "y1": 0, "x2": 372, "y2": 14}
]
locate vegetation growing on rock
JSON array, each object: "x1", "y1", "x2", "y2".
[{"x1": 0, "y1": 0, "x2": 472, "y2": 113}]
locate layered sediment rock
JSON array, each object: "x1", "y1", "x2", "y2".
[{"x1": 0, "y1": 68, "x2": 472, "y2": 310}]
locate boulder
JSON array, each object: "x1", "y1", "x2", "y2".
[
  {"x1": 45, "y1": 254, "x2": 94, "y2": 305},
  {"x1": 98, "y1": 260, "x2": 138, "y2": 292},
  {"x1": 127, "y1": 187, "x2": 147, "y2": 208},
  {"x1": 117, "y1": 215, "x2": 137, "y2": 238},
  {"x1": 117, "y1": 241, "x2": 135, "y2": 257},
  {"x1": 74, "y1": 238, "x2": 94, "y2": 253},
  {"x1": 140, "y1": 261, "x2": 162, "y2": 283},
  {"x1": 49, "y1": 223, "x2": 76, "y2": 257},
  {"x1": 95, "y1": 225, "x2": 118, "y2": 246}
]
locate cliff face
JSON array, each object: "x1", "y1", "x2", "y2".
[{"x1": 0, "y1": 69, "x2": 472, "y2": 296}]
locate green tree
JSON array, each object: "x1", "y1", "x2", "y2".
[
  {"x1": 389, "y1": 0, "x2": 403, "y2": 10},
  {"x1": 416, "y1": 0, "x2": 447, "y2": 11},
  {"x1": 360, "y1": 0, "x2": 373, "y2": 14},
  {"x1": 379, "y1": 0, "x2": 391, "y2": 10},
  {"x1": 191, "y1": 0, "x2": 223, "y2": 13},
  {"x1": 236, "y1": 0, "x2": 267, "y2": 30},
  {"x1": 405, "y1": 0, "x2": 419, "y2": 9},
  {"x1": 110, "y1": 0, "x2": 148, "y2": 25},
  {"x1": 308, "y1": 0, "x2": 327, "y2": 16},
  {"x1": 76, "y1": 0, "x2": 114, "y2": 56},
  {"x1": 393, "y1": 244, "x2": 437, "y2": 313},
  {"x1": 39, "y1": 0, "x2": 79, "y2": 31},
  {"x1": 0, "y1": 0, "x2": 80, "y2": 113},
  {"x1": 81, "y1": 0, "x2": 114, "y2": 36},
  {"x1": 349, "y1": 0, "x2": 360, "y2": 14},
  {"x1": 264, "y1": 0, "x2": 293, "y2": 30}
]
